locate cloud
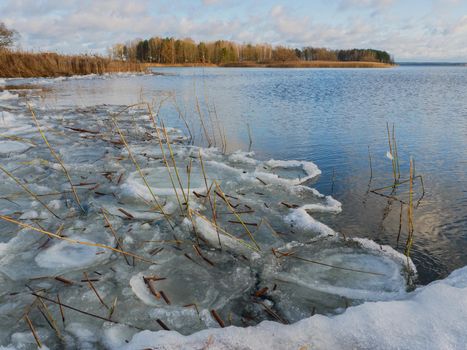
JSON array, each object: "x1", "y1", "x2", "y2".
[
  {"x1": 0, "y1": 0, "x2": 466, "y2": 60},
  {"x1": 337, "y1": 0, "x2": 395, "y2": 11}
]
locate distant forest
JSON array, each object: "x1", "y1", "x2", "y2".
[{"x1": 110, "y1": 37, "x2": 394, "y2": 64}]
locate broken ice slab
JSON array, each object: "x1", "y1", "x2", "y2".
[
  {"x1": 260, "y1": 238, "x2": 415, "y2": 323},
  {"x1": 130, "y1": 253, "x2": 255, "y2": 310},
  {"x1": 255, "y1": 159, "x2": 321, "y2": 185}
]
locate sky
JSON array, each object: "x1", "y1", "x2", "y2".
[{"x1": 1, "y1": 0, "x2": 466, "y2": 61}]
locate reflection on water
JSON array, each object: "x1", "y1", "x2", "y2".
[{"x1": 7, "y1": 66, "x2": 467, "y2": 284}]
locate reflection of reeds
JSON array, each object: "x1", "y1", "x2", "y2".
[
  {"x1": 386, "y1": 122, "x2": 399, "y2": 183},
  {"x1": 247, "y1": 123, "x2": 253, "y2": 152},
  {"x1": 371, "y1": 125, "x2": 424, "y2": 267}
]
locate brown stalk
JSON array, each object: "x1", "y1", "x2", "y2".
[
  {"x1": 56, "y1": 293, "x2": 65, "y2": 325},
  {"x1": 31, "y1": 293, "x2": 143, "y2": 330},
  {"x1": 143, "y1": 276, "x2": 161, "y2": 299},
  {"x1": 156, "y1": 319, "x2": 170, "y2": 330},
  {"x1": 214, "y1": 181, "x2": 260, "y2": 251},
  {"x1": 159, "y1": 291, "x2": 171, "y2": 305},
  {"x1": 111, "y1": 117, "x2": 173, "y2": 228},
  {"x1": 102, "y1": 209, "x2": 131, "y2": 265},
  {"x1": 83, "y1": 271, "x2": 109, "y2": 309},
  {"x1": 54, "y1": 276, "x2": 73, "y2": 285},
  {"x1": 210, "y1": 309, "x2": 225, "y2": 328},
  {"x1": 28, "y1": 103, "x2": 84, "y2": 211},
  {"x1": 0, "y1": 165, "x2": 61, "y2": 219},
  {"x1": 0, "y1": 215, "x2": 156, "y2": 264},
  {"x1": 24, "y1": 315, "x2": 42, "y2": 348}
]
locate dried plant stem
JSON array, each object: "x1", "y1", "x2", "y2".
[
  {"x1": 161, "y1": 120, "x2": 188, "y2": 204},
  {"x1": 102, "y1": 209, "x2": 131, "y2": 265},
  {"x1": 36, "y1": 296, "x2": 63, "y2": 340},
  {"x1": 195, "y1": 95, "x2": 212, "y2": 147},
  {"x1": 0, "y1": 165, "x2": 60, "y2": 219},
  {"x1": 405, "y1": 157, "x2": 415, "y2": 260},
  {"x1": 190, "y1": 209, "x2": 259, "y2": 252},
  {"x1": 24, "y1": 315, "x2": 42, "y2": 348},
  {"x1": 283, "y1": 254, "x2": 385, "y2": 276},
  {"x1": 28, "y1": 103, "x2": 83, "y2": 211},
  {"x1": 84, "y1": 271, "x2": 109, "y2": 309},
  {"x1": 199, "y1": 151, "x2": 221, "y2": 248},
  {"x1": 145, "y1": 103, "x2": 185, "y2": 215},
  {"x1": 214, "y1": 181, "x2": 261, "y2": 251},
  {"x1": 56, "y1": 293, "x2": 65, "y2": 325},
  {"x1": 0, "y1": 215, "x2": 156, "y2": 264},
  {"x1": 111, "y1": 118, "x2": 173, "y2": 228},
  {"x1": 31, "y1": 293, "x2": 143, "y2": 330}
]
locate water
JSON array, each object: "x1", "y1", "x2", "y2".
[
  {"x1": 23, "y1": 66, "x2": 466, "y2": 284},
  {"x1": 0, "y1": 66, "x2": 466, "y2": 348}
]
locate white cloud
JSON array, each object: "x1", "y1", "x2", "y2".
[{"x1": 0, "y1": 0, "x2": 466, "y2": 60}]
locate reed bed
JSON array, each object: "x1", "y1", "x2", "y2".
[{"x1": 0, "y1": 50, "x2": 145, "y2": 78}]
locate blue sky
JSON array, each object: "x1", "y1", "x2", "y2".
[{"x1": 1, "y1": 0, "x2": 466, "y2": 61}]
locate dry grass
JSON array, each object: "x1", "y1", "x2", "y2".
[{"x1": 0, "y1": 50, "x2": 145, "y2": 78}]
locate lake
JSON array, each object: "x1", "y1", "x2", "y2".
[{"x1": 26, "y1": 66, "x2": 465, "y2": 285}]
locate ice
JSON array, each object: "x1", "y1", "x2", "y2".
[
  {"x1": 260, "y1": 239, "x2": 413, "y2": 322},
  {"x1": 255, "y1": 159, "x2": 321, "y2": 185},
  {"x1": 0, "y1": 140, "x2": 31, "y2": 155},
  {"x1": 0, "y1": 91, "x2": 18, "y2": 100},
  {"x1": 0, "y1": 90, "x2": 460, "y2": 350},
  {"x1": 121, "y1": 166, "x2": 206, "y2": 198},
  {"x1": 108, "y1": 265, "x2": 467, "y2": 350},
  {"x1": 35, "y1": 237, "x2": 110, "y2": 270}
]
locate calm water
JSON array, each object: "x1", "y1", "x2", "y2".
[{"x1": 18, "y1": 66, "x2": 467, "y2": 284}]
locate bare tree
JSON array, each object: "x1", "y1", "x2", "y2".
[{"x1": 0, "y1": 22, "x2": 18, "y2": 49}]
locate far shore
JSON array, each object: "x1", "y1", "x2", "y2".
[{"x1": 144, "y1": 61, "x2": 395, "y2": 69}]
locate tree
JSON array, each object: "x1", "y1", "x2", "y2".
[
  {"x1": 0, "y1": 22, "x2": 18, "y2": 49},
  {"x1": 272, "y1": 46, "x2": 298, "y2": 62}
]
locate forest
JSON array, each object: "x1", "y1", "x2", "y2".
[{"x1": 110, "y1": 37, "x2": 394, "y2": 65}]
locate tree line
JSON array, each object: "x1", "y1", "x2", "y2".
[{"x1": 110, "y1": 37, "x2": 393, "y2": 64}]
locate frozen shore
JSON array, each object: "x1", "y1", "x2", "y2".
[{"x1": 0, "y1": 83, "x2": 464, "y2": 350}]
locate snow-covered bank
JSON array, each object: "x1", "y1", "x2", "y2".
[{"x1": 110, "y1": 265, "x2": 467, "y2": 350}]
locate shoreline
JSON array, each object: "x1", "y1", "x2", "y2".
[{"x1": 144, "y1": 61, "x2": 395, "y2": 69}]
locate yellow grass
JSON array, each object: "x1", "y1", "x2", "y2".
[{"x1": 0, "y1": 50, "x2": 145, "y2": 78}]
